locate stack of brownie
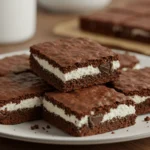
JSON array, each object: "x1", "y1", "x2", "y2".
[
  {"x1": 30, "y1": 38, "x2": 138, "y2": 136},
  {"x1": 0, "y1": 55, "x2": 54, "y2": 124},
  {"x1": 0, "y1": 37, "x2": 149, "y2": 137},
  {"x1": 80, "y1": 0, "x2": 150, "y2": 43}
]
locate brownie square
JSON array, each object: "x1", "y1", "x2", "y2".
[
  {"x1": 0, "y1": 72, "x2": 54, "y2": 124},
  {"x1": 80, "y1": 10, "x2": 135, "y2": 37},
  {"x1": 0, "y1": 55, "x2": 30, "y2": 77},
  {"x1": 30, "y1": 38, "x2": 120, "y2": 92},
  {"x1": 118, "y1": 53, "x2": 140, "y2": 71},
  {"x1": 43, "y1": 85, "x2": 136, "y2": 136},
  {"x1": 121, "y1": 16, "x2": 150, "y2": 43},
  {"x1": 112, "y1": 68, "x2": 150, "y2": 115}
]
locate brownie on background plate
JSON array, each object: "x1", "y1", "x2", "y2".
[
  {"x1": 112, "y1": 68, "x2": 150, "y2": 115},
  {"x1": 0, "y1": 72, "x2": 54, "y2": 125},
  {"x1": 80, "y1": 10, "x2": 135, "y2": 37},
  {"x1": 30, "y1": 38, "x2": 120, "y2": 92},
  {"x1": 0, "y1": 55, "x2": 30, "y2": 77},
  {"x1": 43, "y1": 85, "x2": 136, "y2": 136},
  {"x1": 118, "y1": 53, "x2": 140, "y2": 71}
]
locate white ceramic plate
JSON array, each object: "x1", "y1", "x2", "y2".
[{"x1": 0, "y1": 50, "x2": 150, "y2": 145}]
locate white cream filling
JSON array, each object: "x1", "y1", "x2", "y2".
[
  {"x1": 122, "y1": 63, "x2": 140, "y2": 71},
  {"x1": 132, "y1": 29, "x2": 150, "y2": 37},
  {"x1": 0, "y1": 97, "x2": 42, "y2": 112},
  {"x1": 129, "y1": 95, "x2": 150, "y2": 104},
  {"x1": 113, "y1": 25, "x2": 123, "y2": 32},
  {"x1": 43, "y1": 99, "x2": 135, "y2": 128},
  {"x1": 33, "y1": 55, "x2": 120, "y2": 83}
]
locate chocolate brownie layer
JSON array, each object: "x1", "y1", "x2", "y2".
[
  {"x1": 0, "y1": 72, "x2": 53, "y2": 124},
  {"x1": 136, "y1": 99, "x2": 150, "y2": 115},
  {"x1": 30, "y1": 38, "x2": 120, "y2": 92},
  {"x1": 43, "y1": 86, "x2": 136, "y2": 136},
  {"x1": 44, "y1": 109, "x2": 136, "y2": 137},
  {"x1": 118, "y1": 53, "x2": 140, "y2": 71},
  {"x1": 112, "y1": 68, "x2": 150, "y2": 115},
  {"x1": 0, "y1": 107, "x2": 41, "y2": 125},
  {"x1": 80, "y1": 11, "x2": 135, "y2": 37},
  {"x1": 0, "y1": 55, "x2": 30, "y2": 77}
]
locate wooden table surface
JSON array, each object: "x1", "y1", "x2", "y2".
[{"x1": 0, "y1": 3, "x2": 150, "y2": 150}]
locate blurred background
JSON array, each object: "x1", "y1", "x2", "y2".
[{"x1": 0, "y1": 0, "x2": 149, "y2": 55}]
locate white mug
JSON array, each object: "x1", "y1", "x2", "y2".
[{"x1": 0, "y1": 0, "x2": 37, "y2": 44}]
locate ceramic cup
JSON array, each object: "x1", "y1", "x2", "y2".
[{"x1": 0, "y1": 0, "x2": 37, "y2": 44}]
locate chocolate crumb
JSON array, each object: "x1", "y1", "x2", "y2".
[
  {"x1": 46, "y1": 125, "x2": 51, "y2": 129},
  {"x1": 144, "y1": 116, "x2": 150, "y2": 122},
  {"x1": 126, "y1": 130, "x2": 128, "y2": 132},
  {"x1": 42, "y1": 127, "x2": 45, "y2": 130},
  {"x1": 111, "y1": 131, "x2": 115, "y2": 134},
  {"x1": 31, "y1": 125, "x2": 39, "y2": 130}
]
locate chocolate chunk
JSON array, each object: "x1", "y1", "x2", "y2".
[
  {"x1": 89, "y1": 114, "x2": 103, "y2": 128},
  {"x1": 31, "y1": 125, "x2": 39, "y2": 130},
  {"x1": 144, "y1": 116, "x2": 150, "y2": 122},
  {"x1": 99, "y1": 62, "x2": 112, "y2": 75}
]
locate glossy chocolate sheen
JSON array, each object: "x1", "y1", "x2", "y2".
[
  {"x1": 0, "y1": 55, "x2": 30, "y2": 77},
  {"x1": 30, "y1": 38, "x2": 118, "y2": 72},
  {"x1": 45, "y1": 85, "x2": 132, "y2": 118},
  {"x1": 113, "y1": 67, "x2": 150, "y2": 96},
  {"x1": 0, "y1": 72, "x2": 54, "y2": 106},
  {"x1": 118, "y1": 53, "x2": 139, "y2": 69}
]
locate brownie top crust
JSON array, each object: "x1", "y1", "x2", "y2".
[
  {"x1": 0, "y1": 72, "x2": 53, "y2": 105},
  {"x1": 45, "y1": 85, "x2": 132, "y2": 117},
  {"x1": 80, "y1": 11, "x2": 135, "y2": 24},
  {"x1": 0, "y1": 55, "x2": 30, "y2": 77},
  {"x1": 30, "y1": 38, "x2": 118, "y2": 71},
  {"x1": 118, "y1": 53, "x2": 139, "y2": 69},
  {"x1": 110, "y1": 4, "x2": 150, "y2": 16},
  {"x1": 122, "y1": 16, "x2": 150, "y2": 31},
  {"x1": 112, "y1": 67, "x2": 150, "y2": 96}
]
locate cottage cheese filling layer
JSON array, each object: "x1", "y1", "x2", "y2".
[
  {"x1": 122, "y1": 63, "x2": 140, "y2": 71},
  {"x1": 33, "y1": 55, "x2": 120, "y2": 83},
  {"x1": 0, "y1": 97, "x2": 42, "y2": 112},
  {"x1": 129, "y1": 95, "x2": 150, "y2": 104},
  {"x1": 132, "y1": 29, "x2": 150, "y2": 37},
  {"x1": 43, "y1": 99, "x2": 135, "y2": 128}
]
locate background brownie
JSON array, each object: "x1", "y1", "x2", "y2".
[
  {"x1": 30, "y1": 38, "x2": 120, "y2": 92},
  {"x1": 112, "y1": 68, "x2": 150, "y2": 115},
  {"x1": 118, "y1": 53, "x2": 140, "y2": 71},
  {"x1": 80, "y1": 11, "x2": 135, "y2": 37},
  {"x1": 0, "y1": 72, "x2": 53, "y2": 124},
  {"x1": 0, "y1": 55, "x2": 30, "y2": 77},
  {"x1": 43, "y1": 85, "x2": 136, "y2": 136},
  {"x1": 121, "y1": 16, "x2": 150, "y2": 43}
]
